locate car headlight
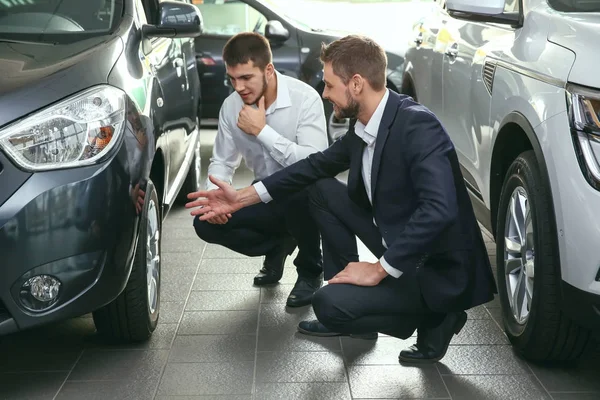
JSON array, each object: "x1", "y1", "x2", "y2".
[
  {"x1": 0, "y1": 85, "x2": 126, "y2": 171},
  {"x1": 567, "y1": 83, "x2": 600, "y2": 190}
]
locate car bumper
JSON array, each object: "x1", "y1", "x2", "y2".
[
  {"x1": 0, "y1": 140, "x2": 141, "y2": 335},
  {"x1": 537, "y1": 111, "x2": 600, "y2": 331}
]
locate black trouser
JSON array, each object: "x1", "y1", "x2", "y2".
[
  {"x1": 193, "y1": 187, "x2": 322, "y2": 279},
  {"x1": 308, "y1": 178, "x2": 441, "y2": 339}
]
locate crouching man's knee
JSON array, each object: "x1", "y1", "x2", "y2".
[
  {"x1": 312, "y1": 285, "x2": 352, "y2": 332},
  {"x1": 192, "y1": 216, "x2": 224, "y2": 244}
]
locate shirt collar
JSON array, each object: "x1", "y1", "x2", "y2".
[
  {"x1": 354, "y1": 89, "x2": 390, "y2": 146},
  {"x1": 266, "y1": 70, "x2": 291, "y2": 115}
]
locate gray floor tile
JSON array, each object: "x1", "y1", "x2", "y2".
[
  {"x1": 185, "y1": 290, "x2": 260, "y2": 311},
  {"x1": 452, "y1": 319, "x2": 509, "y2": 345},
  {"x1": 198, "y1": 257, "x2": 262, "y2": 274},
  {"x1": 0, "y1": 372, "x2": 67, "y2": 400},
  {"x1": 0, "y1": 347, "x2": 81, "y2": 372},
  {"x1": 348, "y1": 364, "x2": 450, "y2": 399},
  {"x1": 55, "y1": 380, "x2": 159, "y2": 400},
  {"x1": 156, "y1": 396, "x2": 251, "y2": 400},
  {"x1": 529, "y1": 359, "x2": 600, "y2": 393},
  {"x1": 162, "y1": 267, "x2": 197, "y2": 301},
  {"x1": 157, "y1": 362, "x2": 254, "y2": 396},
  {"x1": 178, "y1": 311, "x2": 258, "y2": 335},
  {"x1": 203, "y1": 245, "x2": 257, "y2": 258},
  {"x1": 259, "y1": 303, "x2": 317, "y2": 328},
  {"x1": 467, "y1": 305, "x2": 492, "y2": 319},
  {"x1": 68, "y1": 349, "x2": 168, "y2": 381},
  {"x1": 162, "y1": 252, "x2": 203, "y2": 269},
  {"x1": 193, "y1": 273, "x2": 260, "y2": 291},
  {"x1": 254, "y1": 382, "x2": 352, "y2": 400},
  {"x1": 162, "y1": 239, "x2": 206, "y2": 253},
  {"x1": 160, "y1": 301, "x2": 186, "y2": 323},
  {"x1": 257, "y1": 324, "x2": 341, "y2": 352},
  {"x1": 169, "y1": 335, "x2": 256, "y2": 363},
  {"x1": 260, "y1": 284, "x2": 296, "y2": 304},
  {"x1": 486, "y1": 307, "x2": 504, "y2": 328},
  {"x1": 551, "y1": 394, "x2": 600, "y2": 399},
  {"x1": 255, "y1": 351, "x2": 346, "y2": 383},
  {"x1": 442, "y1": 374, "x2": 551, "y2": 400},
  {"x1": 436, "y1": 346, "x2": 530, "y2": 375},
  {"x1": 342, "y1": 335, "x2": 411, "y2": 366}
]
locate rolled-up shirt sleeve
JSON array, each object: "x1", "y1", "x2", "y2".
[{"x1": 256, "y1": 94, "x2": 328, "y2": 167}]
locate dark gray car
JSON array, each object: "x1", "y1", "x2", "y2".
[{"x1": 0, "y1": 0, "x2": 203, "y2": 342}]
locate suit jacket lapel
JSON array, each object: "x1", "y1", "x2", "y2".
[{"x1": 371, "y1": 93, "x2": 400, "y2": 201}]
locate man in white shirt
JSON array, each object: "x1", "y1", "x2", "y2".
[
  {"x1": 193, "y1": 32, "x2": 329, "y2": 307},
  {"x1": 186, "y1": 35, "x2": 497, "y2": 364}
]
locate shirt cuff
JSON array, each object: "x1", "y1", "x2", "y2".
[
  {"x1": 380, "y1": 256, "x2": 403, "y2": 278},
  {"x1": 253, "y1": 181, "x2": 273, "y2": 203},
  {"x1": 256, "y1": 124, "x2": 279, "y2": 150}
]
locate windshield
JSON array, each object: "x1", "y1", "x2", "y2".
[
  {"x1": 0, "y1": 0, "x2": 123, "y2": 43},
  {"x1": 548, "y1": 0, "x2": 600, "y2": 11}
]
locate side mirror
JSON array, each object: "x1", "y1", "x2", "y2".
[
  {"x1": 446, "y1": 0, "x2": 521, "y2": 27},
  {"x1": 265, "y1": 20, "x2": 289, "y2": 42},
  {"x1": 143, "y1": 0, "x2": 204, "y2": 39}
]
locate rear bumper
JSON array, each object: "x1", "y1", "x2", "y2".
[{"x1": 0, "y1": 141, "x2": 141, "y2": 335}]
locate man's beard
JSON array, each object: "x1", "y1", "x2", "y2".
[
  {"x1": 335, "y1": 89, "x2": 360, "y2": 119},
  {"x1": 243, "y1": 76, "x2": 268, "y2": 106}
]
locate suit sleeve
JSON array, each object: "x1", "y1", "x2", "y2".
[
  {"x1": 382, "y1": 109, "x2": 459, "y2": 272},
  {"x1": 259, "y1": 131, "x2": 353, "y2": 201}
]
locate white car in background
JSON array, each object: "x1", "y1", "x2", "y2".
[{"x1": 401, "y1": 0, "x2": 600, "y2": 361}]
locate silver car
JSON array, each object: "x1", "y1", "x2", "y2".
[{"x1": 402, "y1": 0, "x2": 600, "y2": 361}]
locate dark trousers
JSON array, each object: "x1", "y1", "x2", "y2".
[
  {"x1": 193, "y1": 187, "x2": 322, "y2": 279},
  {"x1": 308, "y1": 178, "x2": 441, "y2": 339}
]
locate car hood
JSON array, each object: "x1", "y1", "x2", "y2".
[
  {"x1": 0, "y1": 35, "x2": 123, "y2": 129},
  {"x1": 547, "y1": 12, "x2": 600, "y2": 89}
]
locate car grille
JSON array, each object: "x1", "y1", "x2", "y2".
[
  {"x1": 0, "y1": 300, "x2": 10, "y2": 323},
  {"x1": 483, "y1": 61, "x2": 496, "y2": 95}
]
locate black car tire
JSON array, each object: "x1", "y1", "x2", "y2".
[
  {"x1": 496, "y1": 150, "x2": 595, "y2": 361},
  {"x1": 177, "y1": 135, "x2": 201, "y2": 204},
  {"x1": 93, "y1": 179, "x2": 161, "y2": 342}
]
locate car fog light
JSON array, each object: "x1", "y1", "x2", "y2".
[{"x1": 19, "y1": 275, "x2": 61, "y2": 311}]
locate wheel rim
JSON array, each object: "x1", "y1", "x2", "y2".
[
  {"x1": 503, "y1": 186, "x2": 535, "y2": 325},
  {"x1": 193, "y1": 137, "x2": 201, "y2": 190},
  {"x1": 146, "y1": 199, "x2": 160, "y2": 315},
  {"x1": 328, "y1": 112, "x2": 349, "y2": 142}
]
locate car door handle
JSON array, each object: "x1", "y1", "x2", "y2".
[
  {"x1": 173, "y1": 57, "x2": 184, "y2": 77},
  {"x1": 445, "y1": 43, "x2": 459, "y2": 58}
]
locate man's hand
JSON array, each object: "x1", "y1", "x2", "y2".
[
  {"x1": 186, "y1": 175, "x2": 241, "y2": 220},
  {"x1": 328, "y1": 261, "x2": 389, "y2": 286},
  {"x1": 206, "y1": 213, "x2": 232, "y2": 225},
  {"x1": 237, "y1": 96, "x2": 266, "y2": 136}
]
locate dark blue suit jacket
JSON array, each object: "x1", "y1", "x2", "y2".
[{"x1": 261, "y1": 91, "x2": 496, "y2": 312}]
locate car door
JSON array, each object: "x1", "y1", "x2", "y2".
[
  {"x1": 140, "y1": 0, "x2": 194, "y2": 199},
  {"x1": 192, "y1": 0, "x2": 301, "y2": 120},
  {"x1": 441, "y1": 0, "x2": 518, "y2": 190},
  {"x1": 405, "y1": 0, "x2": 446, "y2": 116}
]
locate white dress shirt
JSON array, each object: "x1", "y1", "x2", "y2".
[
  {"x1": 255, "y1": 89, "x2": 403, "y2": 278},
  {"x1": 206, "y1": 71, "x2": 328, "y2": 190}
]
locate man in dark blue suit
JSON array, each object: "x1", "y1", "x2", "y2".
[{"x1": 186, "y1": 35, "x2": 497, "y2": 363}]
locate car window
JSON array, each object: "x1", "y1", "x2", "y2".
[
  {"x1": 192, "y1": 0, "x2": 267, "y2": 36},
  {"x1": 0, "y1": 0, "x2": 123, "y2": 39},
  {"x1": 548, "y1": 0, "x2": 600, "y2": 12},
  {"x1": 504, "y1": 0, "x2": 520, "y2": 13}
]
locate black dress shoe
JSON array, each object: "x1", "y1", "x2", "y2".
[
  {"x1": 297, "y1": 320, "x2": 378, "y2": 339},
  {"x1": 286, "y1": 275, "x2": 323, "y2": 307},
  {"x1": 253, "y1": 237, "x2": 296, "y2": 286},
  {"x1": 398, "y1": 311, "x2": 467, "y2": 364}
]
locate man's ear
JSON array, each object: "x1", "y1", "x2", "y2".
[
  {"x1": 351, "y1": 74, "x2": 364, "y2": 94},
  {"x1": 265, "y1": 63, "x2": 275, "y2": 79}
]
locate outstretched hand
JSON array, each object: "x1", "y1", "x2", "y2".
[{"x1": 185, "y1": 175, "x2": 241, "y2": 221}]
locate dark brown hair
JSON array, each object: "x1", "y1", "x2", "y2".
[
  {"x1": 320, "y1": 35, "x2": 387, "y2": 91},
  {"x1": 222, "y1": 32, "x2": 272, "y2": 70}
]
